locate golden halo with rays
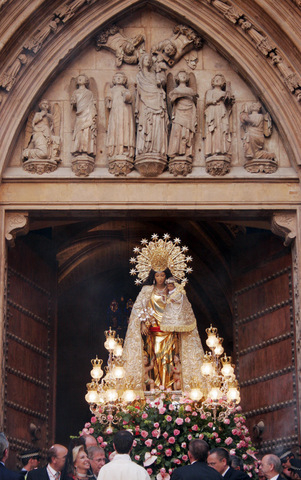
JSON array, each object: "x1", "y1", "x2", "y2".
[{"x1": 129, "y1": 233, "x2": 193, "y2": 285}]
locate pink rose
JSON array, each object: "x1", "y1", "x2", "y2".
[
  {"x1": 182, "y1": 455, "x2": 188, "y2": 462},
  {"x1": 224, "y1": 418, "x2": 230, "y2": 425},
  {"x1": 176, "y1": 418, "x2": 184, "y2": 425},
  {"x1": 133, "y1": 440, "x2": 137, "y2": 447},
  {"x1": 101, "y1": 442, "x2": 107, "y2": 448},
  {"x1": 97, "y1": 436, "x2": 103, "y2": 444},
  {"x1": 91, "y1": 417, "x2": 97, "y2": 424},
  {"x1": 135, "y1": 455, "x2": 140, "y2": 461},
  {"x1": 185, "y1": 405, "x2": 192, "y2": 412},
  {"x1": 192, "y1": 425, "x2": 198, "y2": 431},
  {"x1": 159, "y1": 407, "x2": 166, "y2": 414},
  {"x1": 107, "y1": 414, "x2": 113, "y2": 421},
  {"x1": 181, "y1": 442, "x2": 187, "y2": 448},
  {"x1": 89, "y1": 428, "x2": 94, "y2": 434},
  {"x1": 151, "y1": 449, "x2": 157, "y2": 455},
  {"x1": 169, "y1": 404, "x2": 175, "y2": 411},
  {"x1": 199, "y1": 434, "x2": 204, "y2": 440},
  {"x1": 201, "y1": 414, "x2": 206, "y2": 420},
  {"x1": 174, "y1": 459, "x2": 181, "y2": 465},
  {"x1": 185, "y1": 417, "x2": 191, "y2": 423},
  {"x1": 169, "y1": 469, "x2": 173, "y2": 475},
  {"x1": 165, "y1": 448, "x2": 173, "y2": 457},
  {"x1": 142, "y1": 413, "x2": 148, "y2": 419},
  {"x1": 188, "y1": 434, "x2": 192, "y2": 440},
  {"x1": 166, "y1": 415, "x2": 172, "y2": 422},
  {"x1": 163, "y1": 432, "x2": 169, "y2": 439},
  {"x1": 242, "y1": 454, "x2": 247, "y2": 460},
  {"x1": 236, "y1": 406, "x2": 242, "y2": 411},
  {"x1": 168, "y1": 437, "x2": 176, "y2": 444},
  {"x1": 141, "y1": 430, "x2": 148, "y2": 438},
  {"x1": 158, "y1": 444, "x2": 163, "y2": 450},
  {"x1": 160, "y1": 468, "x2": 166, "y2": 475},
  {"x1": 216, "y1": 438, "x2": 221, "y2": 443},
  {"x1": 192, "y1": 411, "x2": 197, "y2": 416},
  {"x1": 82, "y1": 428, "x2": 89, "y2": 435},
  {"x1": 212, "y1": 432, "x2": 218, "y2": 438},
  {"x1": 225, "y1": 437, "x2": 233, "y2": 445},
  {"x1": 154, "y1": 422, "x2": 160, "y2": 428},
  {"x1": 85, "y1": 422, "x2": 91, "y2": 428},
  {"x1": 123, "y1": 421, "x2": 128, "y2": 425},
  {"x1": 208, "y1": 422, "x2": 213, "y2": 428},
  {"x1": 230, "y1": 449, "x2": 236, "y2": 455},
  {"x1": 106, "y1": 427, "x2": 113, "y2": 435},
  {"x1": 174, "y1": 429, "x2": 180, "y2": 436},
  {"x1": 145, "y1": 439, "x2": 153, "y2": 447},
  {"x1": 152, "y1": 429, "x2": 160, "y2": 438},
  {"x1": 147, "y1": 468, "x2": 153, "y2": 475}
]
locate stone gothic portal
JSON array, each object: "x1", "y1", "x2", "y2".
[{"x1": 3, "y1": 213, "x2": 298, "y2": 467}]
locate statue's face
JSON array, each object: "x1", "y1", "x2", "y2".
[
  {"x1": 40, "y1": 101, "x2": 49, "y2": 111},
  {"x1": 164, "y1": 41, "x2": 176, "y2": 56},
  {"x1": 143, "y1": 55, "x2": 152, "y2": 68},
  {"x1": 114, "y1": 73, "x2": 126, "y2": 85},
  {"x1": 77, "y1": 75, "x2": 87, "y2": 86},
  {"x1": 178, "y1": 71, "x2": 188, "y2": 83},
  {"x1": 154, "y1": 271, "x2": 166, "y2": 286},
  {"x1": 143, "y1": 355, "x2": 149, "y2": 366},
  {"x1": 167, "y1": 282, "x2": 175, "y2": 291}
]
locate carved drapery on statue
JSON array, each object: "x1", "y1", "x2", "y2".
[
  {"x1": 204, "y1": 74, "x2": 235, "y2": 176},
  {"x1": 105, "y1": 72, "x2": 135, "y2": 176},
  {"x1": 70, "y1": 74, "x2": 98, "y2": 177},
  {"x1": 240, "y1": 102, "x2": 278, "y2": 173},
  {"x1": 22, "y1": 99, "x2": 61, "y2": 174}
]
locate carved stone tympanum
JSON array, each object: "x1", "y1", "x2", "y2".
[
  {"x1": 167, "y1": 70, "x2": 198, "y2": 176},
  {"x1": 105, "y1": 72, "x2": 135, "y2": 176},
  {"x1": 22, "y1": 99, "x2": 61, "y2": 174},
  {"x1": 240, "y1": 102, "x2": 277, "y2": 174},
  {"x1": 204, "y1": 74, "x2": 234, "y2": 176},
  {"x1": 70, "y1": 74, "x2": 97, "y2": 177},
  {"x1": 135, "y1": 53, "x2": 168, "y2": 177}
]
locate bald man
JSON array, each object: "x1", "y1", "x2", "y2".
[{"x1": 27, "y1": 445, "x2": 68, "y2": 480}]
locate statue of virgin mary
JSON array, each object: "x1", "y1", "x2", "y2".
[{"x1": 121, "y1": 234, "x2": 204, "y2": 397}]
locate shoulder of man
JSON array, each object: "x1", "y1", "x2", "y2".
[
  {"x1": 27, "y1": 467, "x2": 48, "y2": 480},
  {"x1": 0, "y1": 466, "x2": 24, "y2": 480},
  {"x1": 225, "y1": 467, "x2": 249, "y2": 480}
]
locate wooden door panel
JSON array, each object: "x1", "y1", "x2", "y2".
[
  {"x1": 4, "y1": 234, "x2": 56, "y2": 469},
  {"x1": 233, "y1": 231, "x2": 298, "y2": 453}
]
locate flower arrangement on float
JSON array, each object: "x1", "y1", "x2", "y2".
[{"x1": 80, "y1": 390, "x2": 258, "y2": 480}]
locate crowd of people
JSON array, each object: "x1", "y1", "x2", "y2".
[{"x1": 1, "y1": 430, "x2": 301, "y2": 480}]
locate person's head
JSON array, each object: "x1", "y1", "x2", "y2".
[
  {"x1": 73, "y1": 445, "x2": 90, "y2": 475},
  {"x1": 188, "y1": 439, "x2": 209, "y2": 463},
  {"x1": 47, "y1": 444, "x2": 68, "y2": 472},
  {"x1": 260, "y1": 455, "x2": 282, "y2": 479},
  {"x1": 175, "y1": 70, "x2": 189, "y2": 85},
  {"x1": 139, "y1": 53, "x2": 152, "y2": 70},
  {"x1": 166, "y1": 277, "x2": 176, "y2": 291},
  {"x1": 143, "y1": 352, "x2": 150, "y2": 366},
  {"x1": 0, "y1": 433, "x2": 9, "y2": 463},
  {"x1": 20, "y1": 449, "x2": 40, "y2": 470},
  {"x1": 289, "y1": 459, "x2": 301, "y2": 480},
  {"x1": 77, "y1": 74, "x2": 89, "y2": 88},
  {"x1": 211, "y1": 74, "x2": 226, "y2": 89},
  {"x1": 250, "y1": 102, "x2": 262, "y2": 114},
  {"x1": 207, "y1": 448, "x2": 230, "y2": 475},
  {"x1": 112, "y1": 72, "x2": 128, "y2": 87},
  {"x1": 87, "y1": 446, "x2": 106, "y2": 476},
  {"x1": 230, "y1": 455, "x2": 244, "y2": 471},
  {"x1": 39, "y1": 99, "x2": 50, "y2": 111},
  {"x1": 113, "y1": 430, "x2": 133, "y2": 454},
  {"x1": 84, "y1": 435, "x2": 97, "y2": 448},
  {"x1": 163, "y1": 40, "x2": 177, "y2": 57}
]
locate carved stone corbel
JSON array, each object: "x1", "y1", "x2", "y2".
[
  {"x1": 5, "y1": 212, "x2": 29, "y2": 247},
  {"x1": 271, "y1": 212, "x2": 296, "y2": 246}
]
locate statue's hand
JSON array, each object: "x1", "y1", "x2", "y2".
[{"x1": 141, "y1": 321, "x2": 149, "y2": 336}]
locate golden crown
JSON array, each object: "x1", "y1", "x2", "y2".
[{"x1": 129, "y1": 233, "x2": 193, "y2": 285}]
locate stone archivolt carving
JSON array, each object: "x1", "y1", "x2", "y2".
[
  {"x1": 271, "y1": 212, "x2": 296, "y2": 247},
  {"x1": 5, "y1": 213, "x2": 29, "y2": 248},
  {"x1": 55, "y1": 0, "x2": 91, "y2": 23},
  {"x1": 105, "y1": 72, "x2": 135, "y2": 176},
  {"x1": 70, "y1": 74, "x2": 98, "y2": 177},
  {"x1": 204, "y1": 74, "x2": 235, "y2": 176},
  {"x1": 167, "y1": 70, "x2": 198, "y2": 177},
  {"x1": 95, "y1": 25, "x2": 145, "y2": 67},
  {"x1": 22, "y1": 99, "x2": 61, "y2": 175},
  {"x1": 240, "y1": 102, "x2": 277, "y2": 174},
  {"x1": 23, "y1": 19, "x2": 60, "y2": 54},
  {"x1": 151, "y1": 25, "x2": 203, "y2": 67},
  {"x1": 0, "y1": 53, "x2": 28, "y2": 92}
]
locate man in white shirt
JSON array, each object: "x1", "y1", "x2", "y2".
[
  {"x1": 260, "y1": 454, "x2": 285, "y2": 480},
  {"x1": 97, "y1": 431, "x2": 150, "y2": 480}
]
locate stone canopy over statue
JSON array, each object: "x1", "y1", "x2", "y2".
[{"x1": 121, "y1": 234, "x2": 204, "y2": 396}]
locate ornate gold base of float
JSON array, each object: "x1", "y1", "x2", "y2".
[
  {"x1": 205, "y1": 155, "x2": 231, "y2": 176},
  {"x1": 168, "y1": 157, "x2": 192, "y2": 177},
  {"x1": 23, "y1": 158, "x2": 58, "y2": 175},
  {"x1": 108, "y1": 156, "x2": 134, "y2": 176},
  {"x1": 244, "y1": 158, "x2": 278, "y2": 174},
  {"x1": 135, "y1": 153, "x2": 167, "y2": 177},
  {"x1": 71, "y1": 154, "x2": 95, "y2": 177}
]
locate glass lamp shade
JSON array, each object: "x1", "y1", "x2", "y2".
[
  {"x1": 221, "y1": 364, "x2": 234, "y2": 377},
  {"x1": 85, "y1": 390, "x2": 99, "y2": 404},
  {"x1": 209, "y1": 386, "x2": 222, "y2": 401},
  {"x1": 227, "y1": 387, "x2": 240, "y2": 403},
  {"x1": 106, "y1": 389, "x2": 118, "y2": 402},
  {"x1": 214, "y1": 344, "x2": 224, "y2": 356},
  {"x1": 122, "y1": 389, "x2": 136, "y2": 402},
  {"x1": 206, "y1": 334, "x2": 218, "y2": 349},
  {"x1": 114, "y1": 343, "x2": 123, "y2": 357},
  {"x1": 189, "y1": 388, "x2": 203, "y2": 401},
  {"x1": 201, "y1": 361, "x2": 214, "y2": 376},
  {"x1": 90, "y1": 366, "x2": 103, "y2": 380},
  {"x1": 104, "y1": 337, "x2": 117, "y2": 351},
  {"x1": 112, "y1": 365, "x2": 125, "y2": 379}
]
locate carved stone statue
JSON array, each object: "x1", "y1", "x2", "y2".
[
  {"x1": 70, "y1": 74, "x2": 97, "y2": 176},
  {"x1": 204, "y1": 73, "x2": 235, "y2": 176},
  {"x1": 151, "y1": 25, "x2": 203, "y2": 67},
  {"x1": 105, "y1": 72, "x2": 135, "y2": 176},
  {"x1": 0, "y1": 53, "x2": 27, "y2": 92},
  {"x1": 95, "y1": 25, "x2": 145, "y2": 67},
  {"x1": 240, "y1": 102, "x2": 277, "y2": 173},
  {"x1": 167, "y1": 70, "x2": 198, "y2": 176},
  {"x1": 55, "y1": 0, "x2": 90, "y2": 23},
  {"x1": 22, "y1": 99, "x2": 61, "y2": 174},
  {"x1": 24, "y1": 18, "x2": 60, "y2": 54},
  {"x1": 135, "y1": 53, "x2": 168, "y2": 177},
  {"x1": 184, "y1": 51, "x2": 199, "y2": 70}
]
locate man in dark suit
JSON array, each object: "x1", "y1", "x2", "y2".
[
  {"x1": 0, "y1": 432, "x2": 23, "y2": 480},
  {"x1": 27, "y1": 445, "x2": 67, "y2": 480},
  {"x1": 171, "y1": 439, "x2": 223, "y2": 480},
  {"x1": 260, "y1": 454, "x2": 286, "y2": 480},
  {"x1": 20, "y1": 450, "x2": 40, "y2": 479},
  {"x1": 207, "y1": 448, "x2": 249, "y2": 480}
]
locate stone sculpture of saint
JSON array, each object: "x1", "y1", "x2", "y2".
[
  {"x1": 135, "y1": 53, "x2": 168, "y2": 176},
  {"x1": 71, "y1": 74, "x2": 97, "y2": 158},
  {"x1": 167, "y1": 70, "x2": 198, "y2": 175},
  {"x1": 105, "y1": 72, "x2": 135, "y2": 176}
]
